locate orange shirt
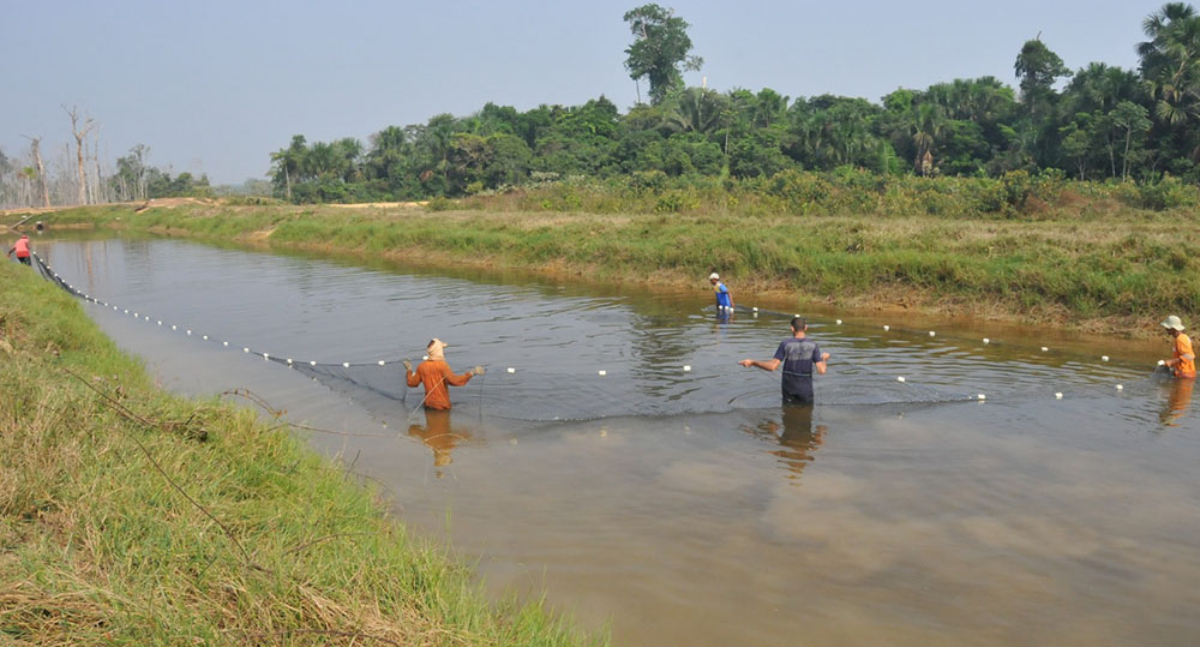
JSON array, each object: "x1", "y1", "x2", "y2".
[
  {"x1": 13, "y1": 238, "x2": 29, "y2": 257},
  {"x1": 1174, "y1": 333, "x2": 1196, "y2": 378},
  {"x1": 406, "y1": 359, "x2": 472, "y2": 410}
]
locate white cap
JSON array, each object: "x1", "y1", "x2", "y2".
[{"x1": 708, "y1": 273, "x2": 719, "y2": 280}]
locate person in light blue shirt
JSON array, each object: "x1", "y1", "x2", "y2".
[{"x1": 709, "y1": 272, "x2": 734, "y2": 311}]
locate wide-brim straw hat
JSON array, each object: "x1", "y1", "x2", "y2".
[{"x1": 1161, "y1": 315, "x2": 1186, "y2": 331}]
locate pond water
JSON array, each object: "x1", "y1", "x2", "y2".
[{"x1": 33, "y1": 236, "x2": 1200, "y2": 647}]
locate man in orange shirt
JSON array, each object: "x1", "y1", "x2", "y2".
[
  {"x1": 1161, "y1": 315, "x2": 1196, "y2": 379},
  {"x1": 7, "y1": 234, "x2": 31, "y2": 266},
  {"x1": 403, "y1": 338, "x2": 483, "y2": 410}
]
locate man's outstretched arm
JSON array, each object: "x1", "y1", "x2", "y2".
[{"x1": 739, "y1": 358, "x2": 781, "y2": 372}]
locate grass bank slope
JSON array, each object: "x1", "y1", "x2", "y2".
[
  {"x1": 27, "y1": 192, "x2": 1200, "y2": 335},
  {"x1": 0, "y1": 260, "x2": 597, "y2": 645}
]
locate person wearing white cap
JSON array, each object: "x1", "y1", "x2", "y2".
[
  {"x1": 709, "y1": 272, "x2": 734, "y2": 312},
  {"x1": 1161, "y1": 315, "x2": 1196, "y2": 378}
]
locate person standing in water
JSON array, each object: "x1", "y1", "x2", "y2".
[
  {"x1": 7, "y1": 234, "x2": 31, "y2": 266},
  {"x1": 404, "y1": 338, "x2": 483, "y2": 410},
  {"x1": 709, "y1": 272, "x2": 734, "y2": 312},
  {"x1": 1161, "y1": 315, "x2": 1196, "y2": 379},
  {"x1": 739, "y1": 317, "x2": 831, "y2": 404}
]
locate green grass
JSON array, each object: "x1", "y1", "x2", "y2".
[
  {"x1": 14, "y1": 182, "x2": 1200, "y2": 334},
  {"x1": 0, "y1": 260, "x2": 600, "y2": 646}
]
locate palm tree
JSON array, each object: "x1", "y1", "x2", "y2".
[
  {"x1": 911, "y1": 103, "x2": 946, "y2": 175},
  {"x1": 1064, "y1": 63, "x2": 1142, "y2": 116},
  {"x1": 664, "y1": 87, "x2": 729, "y2": 135},
  {"x1": 1139, "y1": 3, "x2": 1200, "y2": 126},
  {"x1": 269, "y1": 135, "x2": 306, "y2": 202},
  {"x1": 752, "y1": 88, "x2": 789, "y2": 128}
]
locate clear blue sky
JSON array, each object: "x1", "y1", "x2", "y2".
[{"x1": 2, "y1": 0, "x2": 1166, "y2": 184}]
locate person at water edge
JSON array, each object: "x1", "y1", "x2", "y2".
[
  {"x1": 1161, "y1": 315, "x2": 1196, "y2": 379},
  {"x1": 7, "y1": 234, "x2": 31, "y2": 266},
  {"x1": 709, "y1": 272, "x2": 734, "y2": 311},
  {"x1": 404, "y1": 338, "x2": 483, "y2": 410},
  {"x1": 739, "y1": 316, "x2": 831, "y2": 404}
]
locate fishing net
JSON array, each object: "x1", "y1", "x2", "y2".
[{"x1": 28, "y1": 251, "x2": 1163, "y2": 425}]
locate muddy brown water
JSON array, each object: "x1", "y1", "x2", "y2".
[{"x1": 31, "y1": 235, "x2": 1200, "y2": 647}]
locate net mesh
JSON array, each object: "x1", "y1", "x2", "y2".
[{"x1": 29, "y1": 251, "x2": 1162, "y2": 424}]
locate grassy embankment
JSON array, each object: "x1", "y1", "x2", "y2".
[
  {"x1": 0, "y1": 261, "x2": 596, "y2": 644},
  {"x1": 29, "y1": 172, "x2": 1200, "y2": 335}
]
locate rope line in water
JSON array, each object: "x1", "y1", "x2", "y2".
[{"x1": 29, "y1": 252, "x2": 1151, "y2": 418}]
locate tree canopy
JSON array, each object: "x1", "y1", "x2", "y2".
[
  {"x1": 262, "y1": 3, "x2": 1200, "y2": 204},
  {"x1": 623, "y1": 4, "x2": 703, "y2": 105}
]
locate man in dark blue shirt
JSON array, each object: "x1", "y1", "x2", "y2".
[{"x1": 739, "y1": 316, "x2": 830, "y2": 404}]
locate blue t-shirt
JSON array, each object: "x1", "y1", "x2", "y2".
[
  {"x1": 773, "y1": 336, "x2": 822, "y2": 395},
  {"x1": 714, "y1": 282, "x2": 732, "y2": 308}
]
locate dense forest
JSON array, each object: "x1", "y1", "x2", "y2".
[{"x1": 267, "y1": 3, "x2": 1200, "y2": 204}]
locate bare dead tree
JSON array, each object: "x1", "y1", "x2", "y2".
[
  {"x1": 22, "y1": 135, "x2": 51, "y2": 208},
  {"x1": 64, "y1": 105, "x2": 96, "y2": 205},
  {"x1": 87, "y1": 126, "x2": 106, "y2": 204}
]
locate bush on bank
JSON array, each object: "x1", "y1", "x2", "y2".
[{"x1": 454, "y1": 169, "x2": 1200, "y2": 219}]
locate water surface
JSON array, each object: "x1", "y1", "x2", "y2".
[{"x1": 34, "y1": 236, "x2": 1200, "y2": 647}]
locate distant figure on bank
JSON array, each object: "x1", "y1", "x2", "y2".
[
  {"x1": 739, "y1": 316, "x2": 831, "y2": 404},
  {"x1": 1161, "y1": 315, "x2": 1196, "y2": 379},
  {"x1": 403, "y1": 338, "x2": 483, "y2": 410},
  {"x1": 709, "y1": 272, "x2": 734, "y2": 312},
  {"x1": 7, "y1": 234, "x2": 31, "y2": 266}
]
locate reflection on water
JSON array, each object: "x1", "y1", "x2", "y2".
[
  {"x1": 32, "y1": 235, "x2": 1200, "y2": 647},
  {"x1": 408, "y1": 409, "x2": 474, "y2": 472},
  {"x1": 742, "y1": 405, "x2": 828, "y2": 482},
  {"x1": 1159, "y1": 377, "x2": 1195, "y2": 427}
]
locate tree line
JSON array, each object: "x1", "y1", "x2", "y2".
[
  {"x1": 0, "y1": 106, "x2": 211, "y2": 210},
  {"x1": 267, "y1": 3, "x2": 1200, "y2": 204}
]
